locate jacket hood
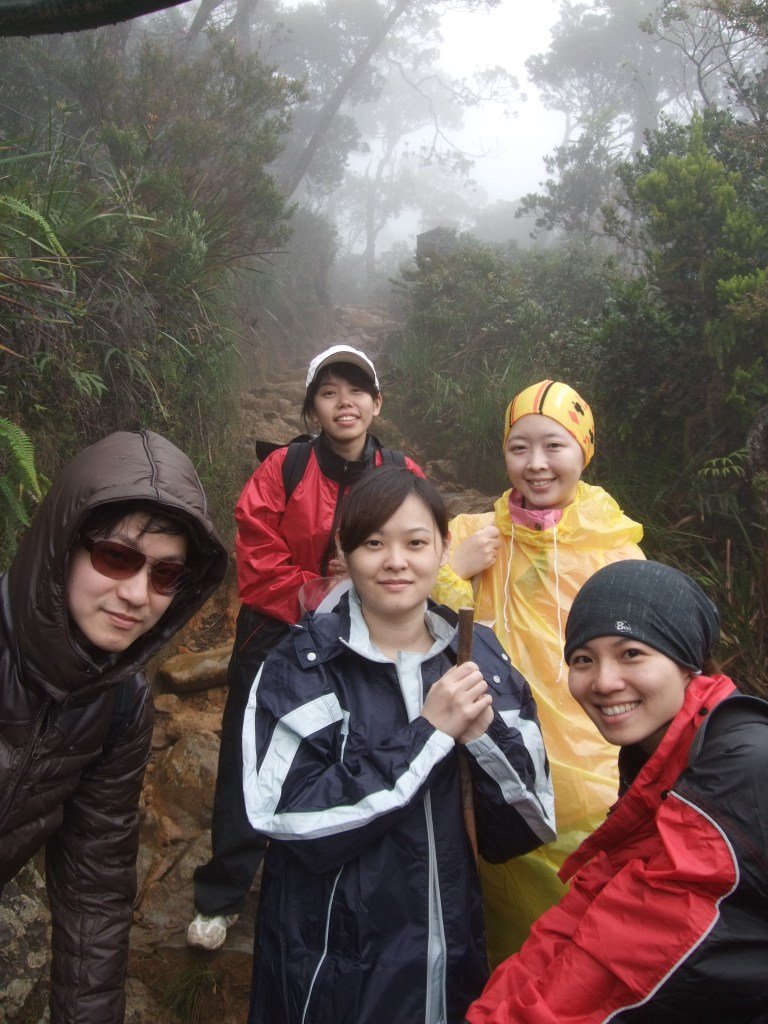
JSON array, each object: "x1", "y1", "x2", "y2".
[{"x1": 3, "y1": 429, "x2": 228, "y2": 704}]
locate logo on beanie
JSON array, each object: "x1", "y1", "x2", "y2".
[{"x1": 615, "y1": 620, "x2": 631, "y2": 632}]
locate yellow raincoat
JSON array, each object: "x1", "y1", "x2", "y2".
[{"x1": 433, "y1": 480, "x2": 643, "y2": 964}]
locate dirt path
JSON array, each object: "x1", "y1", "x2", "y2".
[
  {"x1": 133, "y1": 309, "x2": 493, "y2": 1022},
  {"x1": 128, "y1": 313, "x2": 417, "y2": 1023}
]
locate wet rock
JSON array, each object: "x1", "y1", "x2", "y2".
[
  {"x1": 261, "y1": 406, "x2": 290, "y2": 424},
  {"x1": 0, "y1": 863, "x2": 51, "y2": 1024},
  {"x1": 124, "y1": 976, "x2": 167, "y2": 1024},
  {"x1": 282, "y1": 381, "x2": 306, "y2": 403},
  {"x1": 152, "y1": 694, "x2": 223, "y2": 749},
  {"x1": 337, "y1": 307, "x2": 392, "y2": 330},
  {"x1": 247, "y1": 413, "x2": 302, "y2": 442},
  {"x1": 158, "y1": 645, "x2": 231, "y2": 695},
  {"x1": 134, "y1": 833, "x2": 213, "y2": 937},
  {"x1": 128, "y1": 915, "x2": 258, "y2": 1024},
  {"x1": 149, "y1": 734, "x2": 219, "y2": 836},
  {"x1": 441, "y1": 488, "x2": 496, "y2": 517}
]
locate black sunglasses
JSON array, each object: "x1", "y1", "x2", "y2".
[{"x1": 79, "y1": 534, "x2": 190, "y2": 596}]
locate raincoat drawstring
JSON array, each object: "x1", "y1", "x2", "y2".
[
  {"x1": 552, "y1": 525, "x2": 565, "y2": 684},
  {"x1": 502, "y1": 531, "x2": 515, "y2": 638}
]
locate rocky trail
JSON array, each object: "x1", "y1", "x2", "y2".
[{"x1": 1, "y1": 307, "x2": 493, "y2": 1024}]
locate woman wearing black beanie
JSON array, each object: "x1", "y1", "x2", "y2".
[{"x1": 466, "y1": 559, "x2": 768, "y2": 1024}]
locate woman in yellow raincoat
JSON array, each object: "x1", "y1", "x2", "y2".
[{"x1": 433, "y1": 380, "x2": 644, "y2": 964}]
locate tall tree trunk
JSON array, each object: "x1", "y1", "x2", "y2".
[
  {"x1": 279, "y1": 0, "x2": 413, "y2": 199},
  {"x1": 364, "y1": 176, "x2": 377, "y2": 280},
  {"x1": 363, "y1": 135, "x2": 398, "y2": 280},
  {"x1": 233, "y1": 0, "x2": 253, "y2": 52},
  {"x1": 184, "y1": 0, "x2": 226, "y2": 49}
]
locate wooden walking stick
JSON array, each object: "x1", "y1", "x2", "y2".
[{"x1": 457, "y1": 606, "x2": 479, "y2": 862}]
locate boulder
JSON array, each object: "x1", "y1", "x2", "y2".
[
  {"x1": 158, "y1": 646, "x2": 231, "y2": 695},
  {"x1": 124, "y1": 976, "x2": 167, "y2": 1024},
  {"x1": 152, "y1": 694, "x2": 223, "y2": 749},
  {"x1": 133, "y1": 833, "x2": 213, "y2": 938},
  {"x1": 149, "y1": 734, "x2": 219, "y2": 836},
  {"x1": 426, "y1": 458, "x2": 462, "y2": 485},
  {"x1": 440, "y1": 488, "x2": 496, "y2": 517}
]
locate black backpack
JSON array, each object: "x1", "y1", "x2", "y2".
[{"x1": 255, "y1": 435, "x2": 406, "y2": 503}]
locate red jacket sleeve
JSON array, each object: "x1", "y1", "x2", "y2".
[
  {"x1": 403, "y1": 455, "x2": 425, "y2": 478},
  {"x1": 235, "y1": 450, "x2": 321, "y2": 623}
]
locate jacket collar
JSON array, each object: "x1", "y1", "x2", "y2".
[
  {"x1": 507, "y1": 489, "x2": 563, "y2": 531},
  {"x1": 314, "y1": 431, "x2": 378, "y2": 485},
  {"x1": 289, "y1": 590, "x2": 458, "y2": 669},
  {"x1": 560, "y1": 673, "x2": 737, "y2": 882},
  {"x1": 344, "y1": 588, "x2": 455, "y2": 663}
]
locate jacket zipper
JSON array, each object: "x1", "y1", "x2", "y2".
[
  {"x1": 423, "y1": 790, "x2": 448, "y2": 1024},
  {"x1": 0, "y1": 695, "x2": 53, "y2": 829},
  {"x1": 301, "y1": 865, "x2": 344, "y2": 1024}
]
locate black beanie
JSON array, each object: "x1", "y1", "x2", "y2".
[{"x1": 564, "y1": 560, "x2": 720, "y2": 672}]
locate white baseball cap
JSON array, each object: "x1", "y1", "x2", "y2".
[{"x1": 305, "y1": 345, "x2": 380, "y2": 391}]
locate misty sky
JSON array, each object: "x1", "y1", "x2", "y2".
[
  {"x1": 239, "y1": 0, "x2": 569, "y2": 248},
  {"x1": 363, "y1": 0, "x2": 566, "y2": 249},
  {"x1": 438, "y1": 0, "x2": 564, "y2": 202},
  {"x1": 268, "y1": 0, "x2": 565, "y2": 208}
]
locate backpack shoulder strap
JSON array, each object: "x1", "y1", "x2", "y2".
[
  {"x1": 253, "y1": 434, "x2": 315, "y2": 502},
  {"x1": 282, "y1": 439, "x2": 316, "y2": 502},
  {"x1": 368, "y1": 434, "x2": 406, "y2": 468},
  {"x1": 255, "y1": 433, "x2": 313, "y2": 464},
  {"x1": 380, "y1": 446, "x2": 406, "y2": 467}
]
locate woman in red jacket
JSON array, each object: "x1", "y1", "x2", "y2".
[
  {"x1": 188, "y1": 344, "x2": 423, "y2": 949},
  {"x1": 467, "y1": 558, "x2": 768, "y2": 1024}
]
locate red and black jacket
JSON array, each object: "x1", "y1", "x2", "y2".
[{"x1": 466, "y1": 674, "x2": 768, "y2": 1024}]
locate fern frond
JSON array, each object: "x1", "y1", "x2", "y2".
[
  {"x1": 0, "y1": 476, "x2": 31, "y2": 530},
  {"x1": 0, "y1": 417, "x2": 41, "y2": 498},
  {"x1": 0, "y1": 195, "x2": 70, "y2": 261}
]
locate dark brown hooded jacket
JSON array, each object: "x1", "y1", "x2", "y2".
[{"x1": 0, "y1": 429, "x2": 227, "y2": 1023}]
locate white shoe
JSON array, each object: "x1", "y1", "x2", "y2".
[{"x1": 186, "y1": 912, "x2": 239, "y2": 950}]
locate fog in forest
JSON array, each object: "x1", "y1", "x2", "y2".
[
  {"x1": 4, "y1": 0, "x2": 765, "y2": 306},
  {"x1": 2, "y1": 6, "x2": 768, "y2": 1022},
  {"x1": 2, "y1": 0, "x2": 767, "y2": 695}
]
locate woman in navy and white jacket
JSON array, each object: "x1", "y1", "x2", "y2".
[{"x1": 242, "y1": 466, "x2": 555, "y2": 1024}]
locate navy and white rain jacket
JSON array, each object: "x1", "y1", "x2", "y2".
[{"x1": 242, "y1": 591, "x2": 555, "y2": 1024}]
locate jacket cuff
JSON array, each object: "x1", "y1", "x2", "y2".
[
  {"x1": 417, "y1": 717, "x2": 456, "y2": 754},
  {"x1": 432, "y1": 562, "x2": 474, "y2": 609},
  {"x1": 465, "y1": 731, "x2": 494, "y2": 757}
]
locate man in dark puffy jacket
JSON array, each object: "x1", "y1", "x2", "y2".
[{"x1": 0, "y1": 429, "x2": 227, "y2": 1023}]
